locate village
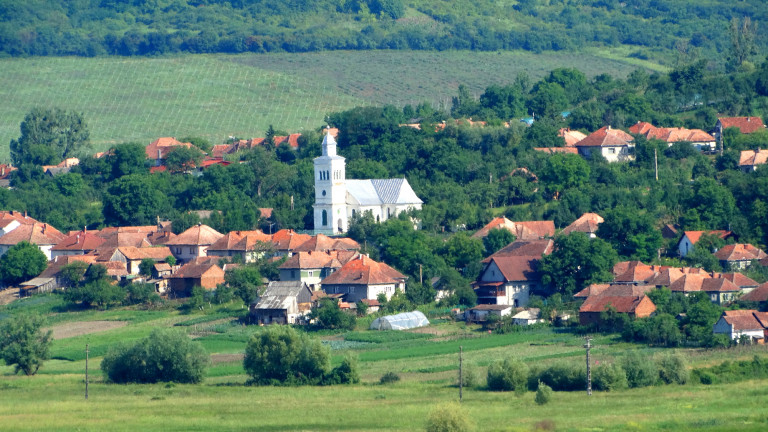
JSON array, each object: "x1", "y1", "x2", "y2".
[{"x1": 2, "y1": 114, "x2": 768, "y2": 344}]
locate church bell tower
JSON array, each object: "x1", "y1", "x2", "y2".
[{"x1": 313, "y1": 129, "x2": 347, "y2": 234}]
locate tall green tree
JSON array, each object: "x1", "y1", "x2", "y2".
[
  {"x1": 0, "y1": 241, "x2": 47, "y2": 286},
  {"x1": 539, "y1": 232, "x2": 618, "y2": 296},
  {"x1": 0, "y1": 314, "x2": 52, "y2": 376},
  {"x1": 10, "y1": 108, "x2": 90, "y2": 166},
  {"x1": 597, "y1": 206, "x2": 662, "y2": 262}
]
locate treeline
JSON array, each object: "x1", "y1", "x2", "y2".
[{"x1": 0, "y1": 0, "x2": 765, "y2": 63}]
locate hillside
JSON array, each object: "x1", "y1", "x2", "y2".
[
  {"x1": 0, "y1": 0, "x2": 765, "y2": 64},
  {"x1": 0, "y1": 50, "x2": 652, "y2": 160}
]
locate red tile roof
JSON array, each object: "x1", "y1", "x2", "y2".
[
  {"x1": 487, "y1": 255, "x2": 540, "y2": 282},
  {"x1": 259, "y1": 208, "x2": 273, "y2": 219},
  {"x1": 629, "y1": 121, "x2": 656, "y2": 135},
  {"x1": 0, "y1": 223, "x2": 65, "y2": 246},
  {"x1": 576, "y1": 126, "x2": 634, "y2": 147},
  {"x1": 279, "y1": 250, "x2": 358, "y2": 270},
  {"x1": 718, "y1": 117, "x2": 766, "y2": 134},
  {"x1": 682, "y1": 230, "x2": 732, "y2": 246},
  {"x1": 560, "y1": 212, "x2": 604, "y2": 236},
  {"x1": 486, "y1": 239, "x2": 554, "y2": 260},
  {"x1": 51, "y1": 231, "x2": 105, "y2": 251},
  {"x1": 631, "y1": 122, "x2": 715, "y2": 143},
  {"x1": 647, "y1": 268, "x2": 684, "y2": 287},
  {"x1": 165, "y1": 224, "x2": 223, "y2": 246},
  {"x1": 472, "y1": 217, "x2": 554, "y2": 240},
  {"x1": 145, "y1": 137, "x2": 194, "y2": 160},
  {"x1": 170, "y1": 261, "x2": 225, "y2": 279},
  {"x1": 738, "y1": 149, "x2": 768, "y2": 168},
  {"x1": 320, "y1": 255, "x2": 406, "y2": 286},
  {"x1": 701, "y1": 277, "x2": 740, "y2": 293},
  {"x1": 720, "y1": 309, "x2": 767, "y2": 331},
  {"x1": 741, "y1": 282, "x2": 768, "y2": 302},
  {"x1": 293, "y1": 234, "x2": 360, "y2": 252},
  {"x1": 579, "y1": 295, "x2": 655, "y2": 314},
  {"x1": 271, "y1": 229, "x2": 312, "y2": 252},
  {"x1": 558, "y1": 128, "x2": 588, "y2": 146},
  {"x1": 669, "y1": 274, "x2": 709, "y2": 293},
  {"x1": 116, "y1": 246, "x2": 173, "y2": 261},
  {"x1": 721, "y1": 273, "x2": 759, "y2": 288},
  {"x1": 713, "y1": 243, "x2": 767, "y2": 262}
]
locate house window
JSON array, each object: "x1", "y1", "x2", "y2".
[
  {"x1": 308, "y1": 270, "x2": 314, "y2": 277},
  {"x1": 291, "y1": 270, "x2": 296, "y2": 279},
  {"x1": 608, "y1": 148, "x2": 615, "y2": 154},
  {"x1": 189, "y1": 248, "x2": 195, "y2": 254},
  {"x1": 322, "y1": 210, "x2": 328, "y2": 226}
]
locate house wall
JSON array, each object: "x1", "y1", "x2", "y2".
[
  {"x1": 678, "y1": 235, "x2": 694, "y2": 257},
  {"x1": 633, "y1": 297, "x2": 656, "y2": 318},
  {"x1": 503, "y1": 282, "x2": 533, "y2": 307},
  {"x1": 322, "y1": 283, "x2": 399, "y2": 302},
  {"x1": 51, "y1": 250, "x2": 86, "y2": 259},
  {"x1": 169, "y1": 245, "x2": 208, "y2": 263}
]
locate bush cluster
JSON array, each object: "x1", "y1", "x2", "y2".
[
  {"x1": 101, "y1": 329, "x2": 208, "y2": 384},
  {"x1": 487, "y1": 357, "x2": 528, "y2": 394},
  {"x1": 692, "y1": 355, "x2": 768, "y2": 385}
]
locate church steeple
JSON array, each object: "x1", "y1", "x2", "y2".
[{"x1": 322, "y1": 127, "x2": 337, "y2": 157}]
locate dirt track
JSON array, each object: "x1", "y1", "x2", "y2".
[{"x1": 45, "y1": 321, "x2": 128, "y2": 339}]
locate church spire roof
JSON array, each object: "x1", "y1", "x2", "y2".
[{"x1": 322, "y1": 127, "x2": 337, "y2": 157}]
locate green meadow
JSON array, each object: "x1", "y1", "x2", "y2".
[
  {"x1": 0, "y1": 50, "x2": 659, "y2": 160},
  {"x1": 1, "y1": 294, "x2": 767, "y2": 431}
]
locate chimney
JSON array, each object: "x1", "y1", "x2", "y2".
[{"x1": 42, "y1": 223, "x2": 46, "y2": 234}]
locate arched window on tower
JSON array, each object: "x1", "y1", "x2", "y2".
[{"x1": 322, "y1": 210, "x2": 328, "y2": 226}]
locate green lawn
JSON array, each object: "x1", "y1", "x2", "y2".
[
  {"x1": 1, "y1": 296, "x2": 767, "y2": 431},
  {"x1": 0, "y1": 50, "x2": 655, "y2": 160}
]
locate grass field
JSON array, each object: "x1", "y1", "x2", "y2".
[
  {"x1": 0, "y1": 50, "x2": 661, "y2": 160},
  {"x1": 1, "y1": 294, "x2": 768, "y2": 430}
]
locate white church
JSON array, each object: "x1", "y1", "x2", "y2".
[{"x1": 313, "y1": 129, "x2": 423, "y2": 235}]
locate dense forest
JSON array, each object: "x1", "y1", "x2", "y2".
[
  {"x1": 0, "y1": 0, "x2": 765, "y2": 67},
  {"x1": 4, "y1": 55, "x2": 768, "y2": 289}
]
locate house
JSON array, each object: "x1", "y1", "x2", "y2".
[
  {"x1": 669, "y1": 273, "x2": 709, "y2": 294},
  {"x1": 207, "y1": 230, "x2": 274, "y2": 262},
  {"x1": 313, "y1": 129, "x2": 422, "y2": 234},
  {"x1": 712, "y1": 310, "x2": 768, "y2": 343},
  {"x1": 575, "y1": 126, "x2": 635, "y2": 162},
  {"x1": 292, "y1": 233, "x2": 360, "y2": 253},
  {"x1": 741, "y1": 282, "x2": 768, "y2": 304},
  {"x1": 612, "y1": 261, "x2": 658, "y2": 285},
  {"x1": 271, "y1": 229, "x2": 313, "y2": 257},
  {"x1": 629, "y1": 122, "x2": 716, "y2": 152},
  {"x1": 677, "y1": 230, "x2": 733, "y2": 257},
  {"x1": 715, "y1": 116, "x2": 766, "y2": 141},
  {"x1": 721, "y1": 273, "x2": 759, "y2": 294},
  {"x1": 464, "y1": 304, "x2": 514, "y2": 322},
  {"x1": 279, "y1": 250, "x2": 359, "y2": 290},
  {"x1": 50, "y1": 230, "x2": 105, "y2": 259},
  {"x1": 108, "y1": 246, "x2": 173, "y2": 275},
  {"x1": 574, "y1": 284, "x2": 655, "y2": 299},
  {"x1": 474, "y1": 255, "x2": 542, "y2": 307},
  {"x1": 168, "y1": 261, "x2": 225, "y2": 296},
  {"x1": 319, "y1": 255, "x2": 407, "y2": 303},
  {"x1": 512, "y1": 308, "x2": 543, "y2": 325},
  {"x1": 472, "y1": 217, "x2": 555, "y2": 240},
  {"x1": 250, "y1": 281, "x2": 312, "y2": 325},
  {"x1": 0, "y1": 164, "x2": 17, "y2": 188},
  {"x1": 18, "y1": 277, "x2": 57, "y2": 297},
  {"x1": 646, "y1": 268, "x2": 684, "y2": 288},
  {"x1": 145, "y1": 137, "x2": 194, "y2": 166},
  {"x1": 738, "y1": 149, "x2": 768, "y2": 172},
  {"x1": 0, "y1": 222, "x2": 65, "y2": 260},
  {"x1": 164, "y1": 224, "x2": 223, "y2": 263},
  {"x1": 560, "y1": 212, "x2": 604, "y2": 238},
  {"x1": 579, "y1": 295, "x2": 656, "y2": 325},
  {"x1": 714, "y1": 243, "x2": 767, "y2": 269},
  {"x1": 701, "y1": 278, "x2": 740, "y2": 305}
]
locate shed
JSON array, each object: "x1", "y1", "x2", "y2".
[{"x1": 370, "y1": 311, "x2": 429, "y2": 331}]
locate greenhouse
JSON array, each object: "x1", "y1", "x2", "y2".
[{"x1": 370, "y1": 311, "x2": 429, "y2": 331}]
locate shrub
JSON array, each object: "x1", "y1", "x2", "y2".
[
  {"x1": 698, "y1": 371, "x2": 715, "y2": 385},
  {"x1": 125, "y1": 282, "x2": 160, "y2": 305},
  {"x1": 535, "y1": 381, "x2": 553, "y2": 405},
  {"x1": 487, "y1": 357, "x2": 528, "y2": 394},
  {"x1": 380, "y1": 371, "x2": 401, "y2": 384},
  {"x1": 458, "y1": 367, "x2": 476, "y2": 389},
  {"x1": 310, "y1": 298, "x2": 356, "y2": 330},
  {"x1": 325, "y1": 354, "x2": 361, "y2": 385},
  {"x1": 657, "y1": 352, "x2": 689, "y2": 385},
  {"x1": 101, "y1": 329, "x2": 208, "y2": 384},
  {"x1": 621, "y1": 351, "x2": 658, "y2": 388},
  {"x1": 425, "y1": 402, "x2": 473, "y2": 432},
  {"x1": 533, "y1": 362, "x2": 586, "y2": 391},
  {"x1": 244, "y1": 326, "x2": 330, "y2": 386},
  {"x1": 592, "y1": 363, "x2": 627, "y2": 391}
]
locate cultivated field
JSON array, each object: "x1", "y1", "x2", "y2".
[
  {"x1": 0, "y1": 50, "x2": 660, "y2": 160},
  {"x1": 0, "y1": 294, "x2": 767, "y2": 431}
]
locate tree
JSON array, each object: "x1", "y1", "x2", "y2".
[
  {"x1": 164, "y1": 146, "x2": 204, "y2": 173},
  {"x1": 10, "y1": 107, "x2": 90, "y2": 166},
  {"x1": 101, "y1": 329, "x2": 208, "y2": 384},
  {"x1": 540, "y1": 153, "x2": 590, "y2": 199},
  {"x1": 139, "y1": 258, "x2": 155, "y2": 277},
  {"x1": 310, "y1": 298, "x2": 356, "y2": 330},
  {"x1": 597, "y1": 206, "x2": 662, "y2": 261},
  {"x1": 107, "y1": 142, "x2": 147, "y2": 179},
  {"x1": 539, "y1": 232, "x2": 618, "y2": 296},
  {"x1": 486, "y1": 357, "x2": 529, "y2": 394},
  {"x1": 425, "y1": 402, "x2": 473, "y2": 432},
  {"x1": 438, "y1": 233, "x2": 483, "y2": 269},
  {"x1": 225, "y1": 264, "x2": 263, "y2": 304},
  {"x1": 103, "y1": 174, "x2": 171, "y2": 226},
  {"x1": 483, "y1": 228, "x2": 515, "y2": 256},
  {"x1": 0, "y1": 314, "x2": 52, "y2": 376},
  {"x1": 0, "y1": 241, "x2": 47, "y2": 286},
  {"x1": 528, "y1": 82, "x2": 568, "y2": 119},
  {"x1": 243, "y1": 326, "x2": 333, "y2": 386}
]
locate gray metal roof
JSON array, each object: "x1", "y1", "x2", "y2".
[
  {"x1": 346, "y1": 178, "x2": 423, "y2": 206},
  {"x1": 261, "y1": 281, "x2": 308, "y2": 297}
]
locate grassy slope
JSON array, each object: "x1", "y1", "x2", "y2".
[
  {"x1": 1, "y1": 297, "x2": 768, "y2": 430},
  {"x1": 0, "y1": 50, "x2": 661, "y2": 161}
]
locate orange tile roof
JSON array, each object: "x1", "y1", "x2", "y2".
[
  {"x1": 472, "y1": 217, "x2": 554, "y2": 240},
  {"x1": 741, "y1": 282, "x2": 768, "y2": 302},
  {"x1": 579, "y1": 295, "x2": 655, "y2": 314},
  {"x1": 575, "y1": 126, "x2": 634, "y2": 147},
  {"x1": 320, "y1": 255, "x2": 406, "y2": 286},
  {"x1": 721, "y1": 273, "x2": 759, "y2": 288},
  {"x1": 116, "y1": 246, "x2": 173, "y2": 261},
  {"x1": 738, "y1": 149, "x2": 768, "y2": 167},
  {"x1": 573, "y1": 283, "x2": 611, "y2": 298},
  {"x1": 720, "y1": 309, "x2": 767, "y2": 331},
  {"x1": 629, "y1": 121, "x2": 656, "y2": 135},
  {"x1": 682, "y1": 230, "x2": 732, "y2": 245},
  {"x1": 560, "y1": 212, "x2": 604, "y2": 236},
  {"x1": 701, "y1": 277, "x2": 740, "y2": 293},
  {"x1": 718, "y1": 117, "x2": 766, "y2": 134},
  {"x1": 259, "y1": 208, "x2": 273, "y2": 219},
  {"x1": 170, "y1": 261, "x2": 224, "y2": 279},
  {"x1": 669, "y1": 274, "x2": 709, "y2": 293},
  {"x1": 486, "y1": 239, "x2": 554, "y2": 261},
  {"x1": 487, "y1": 255, "x2": 540, "y2": 282},
  {"x1": 165, "y1": 224, "x2": 223, "y2": 246},
  {"x1": 279, "y1": 250, "x2": 358, "y2": 270},
  {"x1": 0, "y1": 223, "x2": 65, "y2": 246},
  {"x1": 558, "y1": 128, "x2": 588, "y2": 146},
  {"x1": 271, "y1": 229, "x2": 312, "y2": 252},
  {"x1": 293, "y1": 234, "x2": 360, "y2": 252},
  {"x1": 713, "y1": 243, "x2": 767, "y2": 262},
  {"x1": 647, "y1": 268, "x2": 684, "y2": 287},
  {"x1": 145, "y1": 137, "x2": 194, "y2": 160},
  {"x1": 52, "y1": 231, "x2": 105, "y2": 251}
]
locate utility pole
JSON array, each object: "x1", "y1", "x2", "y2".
[
  {"x1": 459, "y1": 346, "x2": 463, "y2": 403},
  {"x1": 419, "y1": 264, "x2": 423, "y2": 285},
  {"x1": 85, "y1": 343, "x2": 89, "y2": 400},
  {"x1": 584, "y1": 336, "x2": 592, "y2": 396},
  {"x1": 654, "y1": 148, "x2": 658, "y2": 181}
]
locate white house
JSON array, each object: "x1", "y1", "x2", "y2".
[
  {"x1": 313, "y1": 130, "x2": 422, "y2": 234},
  {"x1": 712, "y1": 310, "x2": 768, "y2": 343},
  {"x1": 575, "y1": 126, "x2": 635, "y2": 163}
]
